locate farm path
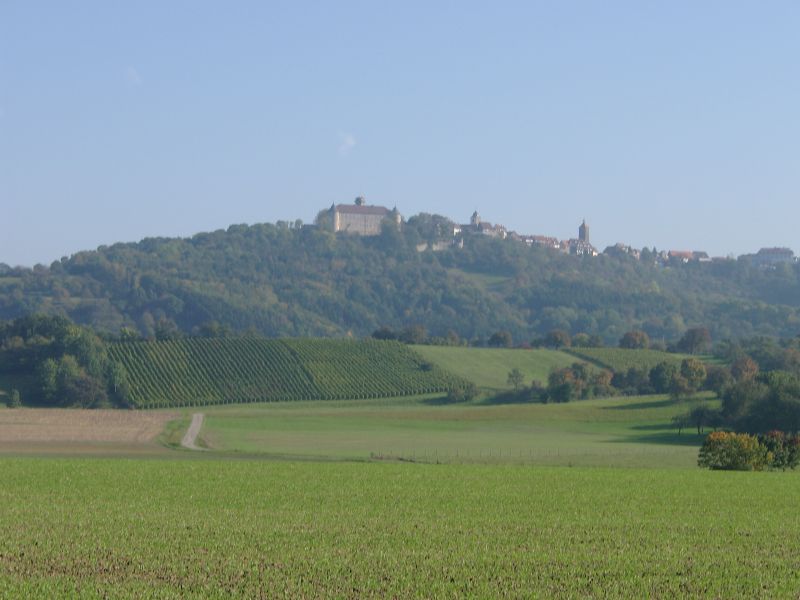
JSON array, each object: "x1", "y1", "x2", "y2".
[{"x1": 181, "y1": 413, "x2": 206, "y2": 451}]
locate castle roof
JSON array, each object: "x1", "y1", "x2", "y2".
[
  {"x1": 757, "y1": 247, "x2": 794, "y2": 256},
  {"x1": 333, "y1": 204, "x2": 392, "y2": 216}
]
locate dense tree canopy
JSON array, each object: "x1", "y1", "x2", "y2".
[
  {"x1": 0, "y1": 315, "x2": 120, "y2": 407},
  {"x1": 2, "y1": 217, "x2": 800, "y2": 343}
]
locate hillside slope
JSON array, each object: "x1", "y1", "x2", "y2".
[{"x1": 3, "y1": 216, "x2": 800, "y2": 342}]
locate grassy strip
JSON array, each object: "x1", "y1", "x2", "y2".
[
  {"x1": 566, "y1": 347, "x2": 688, "y2": 372},
  {"x1": 158, "y1": 415, "x2": 192, "y2": 449}
]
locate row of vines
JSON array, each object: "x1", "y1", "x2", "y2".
[{"x1": 108, "y1": 338, "x2": 469, "y2": 408}]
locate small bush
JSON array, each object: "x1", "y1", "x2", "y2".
[
  {"x1": 699, "y1": 429, "x2": 800, "y2": 472},
  {"x1": 698, "y1": 431, "x2": 769, "y2": 471},
  {"x1": 446, "y1": 383, "x2": 479, "y2": 403}
]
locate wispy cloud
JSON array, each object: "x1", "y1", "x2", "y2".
[
  {"x1": 338, "y1": 132, "x2": 356, "y2": 157},
  {"x1": 125, "y1": 66, "x2": 143, "y2": 87}
]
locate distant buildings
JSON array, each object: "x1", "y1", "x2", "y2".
[
  {"x1": 461, "y1": 211, "x2": 507, "y2": 239},
  {"x1": 667, "y1": 250, "x2": 711, "y2": 263},
  {"x1": 327, "y1": 197, "x2": 401, "y2": 236},
  {"x1": 522, "y1": 235, "x2": 560, "y2": 250},
  {"x1": 564, "y1": 220, "x2": 598, "y2": 256},
  {"x1": 604, "y1": 243, "x2": 641, "y2": 260},
  {"x1": 318, "y1": 198, "x2": 796, "y2": 268},
  {"x1": 742, "y1": 247, "x2": 796, "y2": 269},
  {"x1": 465, "y1": 214, "x2": 598, "y2": 256}
]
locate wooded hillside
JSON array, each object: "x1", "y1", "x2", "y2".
[{"x1": 2, "y1": 215, "x2": 800, "y2": 343}]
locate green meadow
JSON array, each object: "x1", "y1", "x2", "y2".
[
  {"x1": 197, "y1": 393, "x2": 712, "y2": 468},
  {"x1": 413, "y1": 345, "x2": 577, "y2": 390}
]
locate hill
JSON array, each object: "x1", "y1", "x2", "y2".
[
  {"x1": 2, "y1": 215, "x2": 800, "y2": 343},
  {"x1": 108, "y1": 338, "x2": 467, "y2": 408}
]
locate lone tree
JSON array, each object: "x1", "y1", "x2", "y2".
[
  {"x1": 372, "y1": 327, "x2": 398, "y2": 341},
  {"x1": 399, "y1": 325, "x2": 427, "y2": 345},
  {"x1": 671, "y1": 413, "x2": 688, "y2": 435},
  {"x1": 619, "y1": 330, "x2": 650, "y2": 349},
  {"x1": 447, "y1": 382, "x2": 479, "y2": 403},
  {"x1": 680, "y1": 358, "x2": 707, "y2": 391},
  {"x1": 489, "y1": 331, "x2": 513, "y2": 348},
  {"x1": 649, "y1": 361, "x2": 678, "y2": 394},
  {"x1": 507, "y1": 368, "x2": 524, "y2": 391},
  {"x1": 669, "y1": 374, "x2": 693, "y2": 402},
  {"x1": 731, "y1": 356, "x2": 759, "y2": 382},
  {"x1": 544, "y1": 329, "x2": 571, "y2": 348},
  {"x1": 687, "y1": 404, "x2": 720, "y2": 434},
  {"x1": 678, "y1": 327, "x2": 711, "y2": 355},
  {"x1": 704, "y1": 365, "x2": 733, "y2": 396}
]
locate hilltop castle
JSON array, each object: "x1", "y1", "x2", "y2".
[
  {"x1": 315, "y1": 198, "x2": 794, "y2": 266},
  {"x1": 326, "y1": 197, "x2": 401, "y2": 236}
]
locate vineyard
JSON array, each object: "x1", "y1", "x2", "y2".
[
  {"x1": 108, "y1": 338, "x2": 468, "y2": 408},
  {"x1": 566, "y1": 348, "x2": 689, "y2": 373}
]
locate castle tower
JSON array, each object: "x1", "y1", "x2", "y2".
[
  {"x1": 470, "y1": 211, "x2": 481, "y2": 226},
  {"x1": 579, "y1": 219, "x2": 589, "y2": 243}
]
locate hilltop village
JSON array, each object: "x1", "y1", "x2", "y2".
[{"x1": 322, "y1": 197, "x2": 797, "y2": 269}]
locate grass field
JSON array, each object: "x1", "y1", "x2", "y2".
[
  {"x1": 0, "y1": 390, "x2": 715, "y2": 468},
  {"x1": 2, "y1": 458, "x2": 800, "y2": 598},
  {"x1": 198, "y1": 393, "x2": 713, "y2": 468},
  {"x1": 566, "y1": 347, "x2": 691, "y2": 372},
  {"x1": 413, "y1": 345, "x2": 577, "y2": 390}
]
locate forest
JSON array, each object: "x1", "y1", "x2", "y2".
[{"x1": 1, "y1": 214, "x2": 800, "y2": 344}]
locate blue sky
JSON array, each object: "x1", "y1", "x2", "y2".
[{"x1": 2, "y1": 2, "x2": 799, "y2": 266}]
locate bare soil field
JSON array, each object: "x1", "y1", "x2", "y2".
[{"x1": 0, "y1": 408, "x2": 177, "y2": 455}]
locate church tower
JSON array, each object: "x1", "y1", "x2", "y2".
[{"x1": 579, "y1": 219, "x2": 589, "y2": 243}]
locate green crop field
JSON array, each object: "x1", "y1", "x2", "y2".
[
  {"x1": 2, "y1": 458, "x2": 800, "y2": 598},
  {"x1": 108, "y1": 338, "x2": 467, "y2": 408},
  {"x1": 567, "y1": 347, "x2": 692, "y2": 372},
  {"x1": 197, "y1": 393, "x2": 712, "y2": 468},
  {"x1": 413, "y1": 345, "x2": 577, "y2": 390}
]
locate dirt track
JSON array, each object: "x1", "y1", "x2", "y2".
[{"x1": 181, "y1": 413, "x2": 205, "y2": 450}]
